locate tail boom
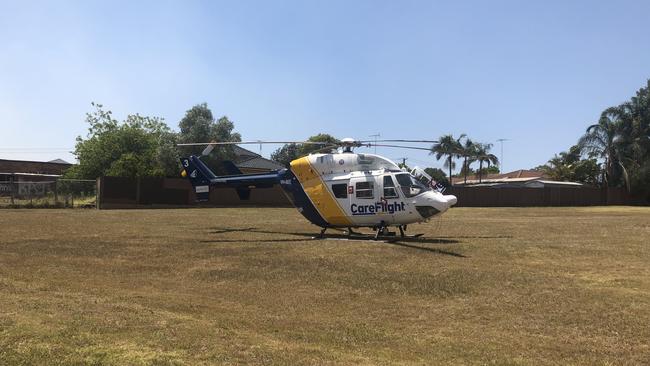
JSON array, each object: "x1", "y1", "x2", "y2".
[{"x1": 180, "y1": 156, "x2": 282, "y2": 202}]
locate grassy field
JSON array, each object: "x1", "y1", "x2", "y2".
[{"x1": 1, "y1": 207, "x2": 649, "y2": 365}]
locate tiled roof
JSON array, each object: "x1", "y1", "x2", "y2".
[
  {"x1": 232, "y1": 145, "x2": 284, "y2": 171},
  {"x1": 452, "y1": 169, "x2": 546, "y2": 185},
  {"x1": 236, "y1": 156, "x2": 285, "y2": 171},
  {"x1": 48, "y1": 158, "x2": 70, "y2": 164}
]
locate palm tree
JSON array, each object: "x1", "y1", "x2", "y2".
[
  {"x1": 459, "y1": 137, "x2": 477, "y2": 185},
  {"x1": 576, "y1": 79, "x2": 649, "y2": 196},
  {"x1": 579, "y1": 108, "x2": 629, "y2": 189},
  {"x1": 474, "y1": 143, "x2": 499, "y2": 183},
  {"x1": 430, "y1": 134, "x2": 465, "y2": 186}
]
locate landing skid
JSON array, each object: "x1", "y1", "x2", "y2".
[
  {"x1": 311, "y1": 225, "x2": 424, "y2": 242},
  {"x1": 310, "y1": 233, "x2": 424, "y2": 243}
]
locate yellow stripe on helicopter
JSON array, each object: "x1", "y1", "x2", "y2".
[{"x1": 290, "y1": 157, "x2": 352, "y2": 226}]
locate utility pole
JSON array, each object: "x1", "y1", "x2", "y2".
[
  {"x1": 396, "y1": 157, "x2": 408, "y2": 170},
  {"x1": 368, "y1": 133, "x2": 380, "y2": 154},
  {"x1": 496, "y1": 138, "x2": 510, "y2": 173}
]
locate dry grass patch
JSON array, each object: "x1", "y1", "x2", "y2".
[{"x1": 1, "y1": 206, "x2": 649, "y2": 365}]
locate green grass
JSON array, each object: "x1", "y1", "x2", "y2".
[{"x1": 1, "y1": 207, "x2": 649, "y2": 365}]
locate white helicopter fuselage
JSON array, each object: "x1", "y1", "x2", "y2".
[{"x1": 288, "y1": 152, "x2": 457, "y2": 228}]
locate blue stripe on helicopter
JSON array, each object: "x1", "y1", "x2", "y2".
[{"x1": 278, "y1": 170, "x2": 330, "y2": 228}]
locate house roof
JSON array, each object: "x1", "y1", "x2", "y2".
[
  {"x1": 48, "y1": 158, "x2": 70, "y2": 164},
  {"x1": 232, "y1": 145, "x2": 285, "y2": 171},
  {"x1": 0, "y1": 159, "x2": 72, "y2": 175},
  {"x1": 452, "y1": 169, "x2": 546, "y2": 185},
  {"x1": 526, "y1": 180, "x2": 584, "y2": 187}
]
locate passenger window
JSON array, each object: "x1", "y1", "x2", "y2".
[
  {"x1": 383, "y1": 176, "x2": 399, "y2": 198},
  {"x1": 355, "y1": 181, "x2": 374, "y2": 199},
  {"x1": 331, "y1": 183, "x2": 348, "y2": 199}
]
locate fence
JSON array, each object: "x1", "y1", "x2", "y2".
[
  {"x1": 445, "y1": 186, "x2": 645, "y2": 207},
  {"x1": 0, "y1": 179, "x2": 97, "y2": 208},
  {"x1": 97, "y1": 176, "x2": 646, "y2": 209},
  {"x1": 97, "y1": 177, "x2": 290, "y2": 209}
]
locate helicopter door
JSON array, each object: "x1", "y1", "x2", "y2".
[
  {"x1": 348, "y1": 175, "x2": 381, "y2": 226},
  {"x1": 379, "y1": 174, "x2": 401, "y2": 224}
]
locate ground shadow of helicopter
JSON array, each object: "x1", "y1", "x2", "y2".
[{"x1": 202, "y1": 226, "x2": 469, "y2": 257}]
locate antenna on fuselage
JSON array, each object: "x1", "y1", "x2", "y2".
[{"x1": 368, "y1": 133, "x2": 380, "y2": 154}]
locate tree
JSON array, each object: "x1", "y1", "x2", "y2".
[
  {"x1": 483, "y1": 165, "x2": 500, "y2": 175},
  {"x1": 615, "y1": 80, "x2": 650, "y2": 195},
  {"x1": 177, "y1": 103, "x2": 241, "y2": 173},
  {"x1": 430, "y1": 134, "x2": 465, "y2": 186},
  {"x1": 65, "y1": 103, "x2": 178, "y2": 179},
  {"x1": 543, "y1": 79, "x2": 650, "y2": 199},
  {"x1": 424, "y1": 167, "x2": 449, "y2": 186},
  {"x1": 397, "y1": 159, "x2": 410, "y2": 171},
  {"x1": 270, "y1": 133, "x2": 340, "y2": 167},
  {"x1": 579, "y1": 107, "x2": 629, "y2": 189},
  {"x1": 298, "y1": 133, "x2": 339, "y2": 156},
  {"x1": 270, "y1": 143, "x2": 300, "y2": 168},
  {"x1": 474, "y1": 143, "x2": 499, "y2": 183},
  {"x1": 459, "y1": 137, "x2": 477, "y2": 184},
  {"x1": 541, "y1": 145, "x2": 600, "y2": 185}
]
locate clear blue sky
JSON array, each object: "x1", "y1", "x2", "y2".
[{"x1": 1, "y1": 0, "x2": 649, "y2": 173}]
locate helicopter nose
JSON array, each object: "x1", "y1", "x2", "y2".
[
  {"x1": 444, "y1": 194, "x2": 458, "y2": 206},
  {"x1": 415, "y1": 192, "x2": 457, "y2": 218}
]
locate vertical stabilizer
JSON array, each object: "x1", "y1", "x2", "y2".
[{"x1": 180, "y1": 156, "x2": 215, "y2": 202}]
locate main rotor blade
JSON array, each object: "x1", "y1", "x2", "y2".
[
  {"x1": 201, "y1": 142, "x2": 216, "y2": 156},
  {"x1": 308, "y1": 144, "x2": 340, "y2": 154},
  {"x1": 369, "y1": 144, "x2": 433, "y2": 151},
  {"x1": 177, "y1": 141, "x2": 333, "y2": 147},
  {"x1": 357, "y1": 139, "x2": 438, "y2": 144}
]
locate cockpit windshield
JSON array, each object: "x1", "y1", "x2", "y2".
[{"x1": 395, "y1": 173, "x2": 430, "y2": 197}]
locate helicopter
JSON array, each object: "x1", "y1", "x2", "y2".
[{"x1": 177, "y1": 138, "x2": 457, "y2": 240}]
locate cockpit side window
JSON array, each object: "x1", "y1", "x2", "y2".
[
  {"x1": 383, "y1": 175, "x2": 399, "y2": 198},
  {"x1": 395, "y1": 173, "x2": 428, "y2": 198}
]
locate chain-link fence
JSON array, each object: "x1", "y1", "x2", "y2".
[{"x1": 0, "y1": 179, "x2": 97, "y2": 208}]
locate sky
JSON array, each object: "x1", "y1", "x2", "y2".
[{"x1": 1, "y1": 0, "x2": 649, "y2": 173}]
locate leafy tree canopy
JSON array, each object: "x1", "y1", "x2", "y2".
[
  {"x1": 424, "y1": 167, "x2": 449, "y2": 186},
  {"x1": 430, "y1": 134, "x2": 465, "y2": 185},
  {"x1": 541, "y1": 145, "x2": 600, "y2": 186},
  {"x1": 540, "y1": 79, "x2": 649, "y2": 199},
  {"x1": 177, "y1": 103, "x2": 241, "y2": 173},
  {"x1": 65, "y1": 103, "x2": 178, "y2": 179},
  {"x1": 482, "y1": 165, "x2": 500, "y2": 175},
  {"x1": 540, "y1": 79, "x2": 649, "y2": 200},
  {"x1": 270, "y1": 143, "x2": 300, "y2": 168},
  {"x1": 271, "y1": 133, "x2": 339, "y2": 168}
]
